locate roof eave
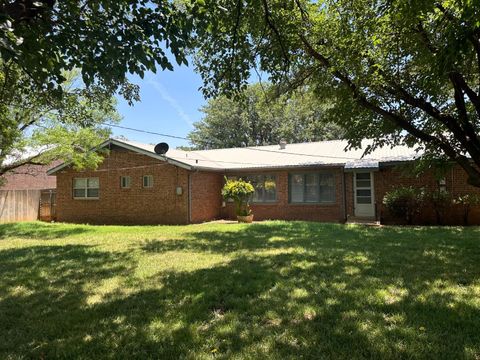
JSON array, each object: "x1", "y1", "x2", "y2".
[{"x1": 47, "y1": 138, "x2": 193, "y2": 175}]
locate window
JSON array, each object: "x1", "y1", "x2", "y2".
[
  {"x1": 143, "y1": 175, "x2": 153, "y2": 188},
  {"x1": 120, "y1": 176, "x2": 131, "y2": 188},
  {"x1": 225, "y1": 174, "x2": 277, "y2": 202},
  {"x1": 73, "y1": 178, "x2": 99, "y2": 199},
  {"x1": 289, "y1": 173, "x2": 335, "y2": 203},
  {"x1": 248, "y1": 175, "x2": 277, "y2": 202}
]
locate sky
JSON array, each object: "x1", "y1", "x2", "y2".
[{"x1": 113, "y1": 62, "x2": 206, "y2": 149}]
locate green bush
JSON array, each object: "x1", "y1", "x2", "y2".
[
  {"x1": 427, "y1": 190, "x2": 451, "y2": 225},
  {"x1": 221, "y1": 178, "x2": 255, "y2": 216},
  {"x1": 383, "y1": 186, "x2": 425, "y2": 224},
  {"x1": 453, "y1": 194, "x2": 480, "y2": 225}
]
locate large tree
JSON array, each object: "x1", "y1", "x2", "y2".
[
  {"x1": 192, "y1": 0, "x2": 480, "y2": 187},
  {"x1": 0, "y1": 64, "x2": 119, "y2": 177},
  {"x1": 0, "y1": 0, "x2": 203, "y2": 100},
  {"x1": 188, "y1": 83, "x2": 344, "y2": 149}
]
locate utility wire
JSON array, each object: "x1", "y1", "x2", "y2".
[
  {"x1": 102, "y1": 122, "x2": 366, "y2": 161},
  {"x1": 102, "y1": 123, "x2": 188, "y2": 140}
]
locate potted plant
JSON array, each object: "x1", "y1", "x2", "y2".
[{"x1": 221, "y1": 178, "x2": 255, "y2": 223}]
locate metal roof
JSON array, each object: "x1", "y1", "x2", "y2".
[{"x1": 47, "y1": 138, "x2": 421, "y2": 174}]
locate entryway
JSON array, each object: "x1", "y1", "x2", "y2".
[{"x1": 354, "y1": 172, "x2": 375, "y2": 218}]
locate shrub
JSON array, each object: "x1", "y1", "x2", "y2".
[
  {"x1": 383, "y1": 186, "x2": 425, "y2": 224},
  {"x1": 427, "y1": 190, "x2": 451, "y2": 225},
  {"x1": 221, "y1": 178, "x2": 255, "y2": 216},
  {"x1": 453, "y1": 194, "x2": 480, "y2": 225}
]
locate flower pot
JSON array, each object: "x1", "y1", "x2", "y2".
[{"x1": 237, "y1": 214, "x2": 254, "y2": 223}]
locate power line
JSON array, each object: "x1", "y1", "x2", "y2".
[
  {"x1": 102, "y1": 122, "x2": 365, "y2": 161},
  {"x1": 103, "y1": 123, "x2": 188, "y2": 141}
]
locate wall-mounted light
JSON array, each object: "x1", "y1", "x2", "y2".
[{"x1": 176, "y1": 186, "x2": 183, "y2": 195}]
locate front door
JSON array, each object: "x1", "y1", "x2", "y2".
[{"x1": 354, "y1": 172, "x2": 375, "y2": 218}]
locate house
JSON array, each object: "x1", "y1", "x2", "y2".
[
  {"x1": 1, "y1": 163, "x2": 57, "y2": 190},
  {"x1": 47, "y1": 138, "x2": 480, "y2": 225}
]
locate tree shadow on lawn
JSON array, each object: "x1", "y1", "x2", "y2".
[
  {"x1": 0, "y1": 222, "x2": 92, "y2": 240},
  {"x1": 0, "y1": 223, "x2": 479, "y2": 359}
]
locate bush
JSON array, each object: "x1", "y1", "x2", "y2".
[
  {"x1": 453, "y1": 194, "x2": 480, "y2": 225},
  {"x1": 221, "y1": 178, "x2": 255, "y2": 216},
  {"x1": 383, "y1": 186, "x2": 425, "y2": 224},
  {"x1": 427, "y1": 190, "x2": 451, "y2": 225}
]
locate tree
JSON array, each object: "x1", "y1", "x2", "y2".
[
  {"x1": 188, "y1": 83, "x2": 344, "y2": 149},
  {"x1": 191, "y1": 0, "x2": 480, "y2": 187},
  {"x1": 0, "y1": 0, "x2": 204, "y2": 101},
  {"x1": 0, "y1": 63, "x2": 119, "y2": 177}
]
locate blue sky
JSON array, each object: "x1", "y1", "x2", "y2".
[{"x1": 114, "y1": 62, "x2": 206, "y2": 149}]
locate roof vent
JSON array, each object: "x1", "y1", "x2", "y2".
[{"x1": 279, "y1": 139, "x2": 287, "y2": 150}]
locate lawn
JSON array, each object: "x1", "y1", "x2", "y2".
[{"x1": 0, "y1": 221, "x2": 479, "y2": 359}]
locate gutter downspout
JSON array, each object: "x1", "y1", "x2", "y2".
[
  {"x1": 188, "y1": 172, "x2": 192, "y2": 224},
  {"x1": 342, "y1": 168, "x2": 347, "y2": 223}
]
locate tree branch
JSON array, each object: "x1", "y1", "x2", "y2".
[{"x1": 299, "y1": 33, "x2": 480, "y2": 186}]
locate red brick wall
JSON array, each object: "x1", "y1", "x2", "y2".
[
  {"x1": 56, "y1": 147, "x2": 190, "y2": 225},
  {"x1": 221, "y1": 168, "x2": 346, "y2": 222},
  {"x1": 1, "y1": 162, "x2": 58, "y2": 190},
  {"x1": 190, "y1": 171, "x2": 223, "y2": 223},
  {"x1": 361, "y1": 165, "x2": 480, "y2": 225}
]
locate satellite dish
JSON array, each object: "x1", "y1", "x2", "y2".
[{"x1": 154, "y1": 142, "x2": 169, "y2": 155}]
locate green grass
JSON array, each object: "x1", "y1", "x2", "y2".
[{"x1": 0, "y1": 221, "x2": 479, "y2": 359}]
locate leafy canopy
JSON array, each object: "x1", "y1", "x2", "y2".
[
  {"x1": 191, "y1": 0, "x2": 480, "y2": 187},
  {"x1": 0, "y1": 0, "x2": 205, "y2": 100},
  {"x1": 0, "y1": 64, "x2": 119, "y2": 177},
  {"x1": 188, "y1": 83, "x2": 344, "y2": 149}
]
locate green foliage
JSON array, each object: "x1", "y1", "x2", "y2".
[
  {"x1": 0, "y1": 0, "x2": 203, "y2": 102},
  {"x1": 427, "y1": 190, "x2": 452, "y2": 225},
  {"x1": 191, "y1": 0, "x2": 480, "y2": 187},
  {"x1": 0, "y1": 64, "x2": 120, "y2": 176},
  {"x1": 383, "y1": 186, "x2": 425, "y2": 224},
  {"x1": 188, "y1": 83, "x2": 344, "y2": 149},
  {"x1": 453, "y1": 194, "x2": 480, "y2": 225},
  {"x1": 221, "y1": 178, "x2": 254, "y2": 216}
]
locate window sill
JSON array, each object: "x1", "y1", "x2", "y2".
[
  {"x1": 73, "y1": 197, "x2": 99, "y2": 200},
  {"x1": 250, "y1": 201, "x2": 279, "y2": 205},
  {"x1": 288, "y1": 202, "x2": 337, "y2": 206}
]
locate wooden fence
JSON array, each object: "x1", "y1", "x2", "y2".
[{"x1": 0, "y1": 190, "x2": 42, "y2": 223}]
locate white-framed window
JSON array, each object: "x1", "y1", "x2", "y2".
[
  {"x1": 120, "y1": 176, "x2": 131, "y2": 188},
  {"x1": 73, "y1": 177, "x2": 99, "y2": 199},
  {"x1": 143, "y1": 175, "x2": 153, "y2": 188},
  {"x1": 289, "y1": 173, "x2": 335, "y2": 203}
]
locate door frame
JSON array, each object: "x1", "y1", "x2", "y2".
[{"x1": 353, "y1": 171, "x2": 375, "y2": 218}]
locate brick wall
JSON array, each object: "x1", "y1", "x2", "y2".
[
  {"x1": 353, "y1": 165, "x2": 480, "y2": 225},
  {"x1": 1, "y1": 162, "x2": 59, "y2": 190},
  {"x1": 190, "y1": 171, "x2": 223, "y2": 223},
  {"x1": 221, "y1": 168, "x2": 345, "y2": 222},
  {"x1": 56, "y1": 147, "x2": 190, "y2": 225}
]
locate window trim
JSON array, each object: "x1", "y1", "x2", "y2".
[
  {"x1": 288, "y1": 172, "x2": 336, "y2": 204},
  {"x1": 73, "y1": 177, "x2": 99, "y2": 200},
  {"x1": 143, "y1": 175, "x2": 154, "y2": 188},
  {"x1": 120, "y1": 176, "x2": 131, "y2": 189}
]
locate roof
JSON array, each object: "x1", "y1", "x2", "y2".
[{"x1": 47, "y1": 138, "x2": 420, "y2": 175}]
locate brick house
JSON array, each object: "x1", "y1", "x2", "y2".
[
  {"x1": 48, "y1": 138, "x2": 480, "y2": 225},
  {"x1": 1, "y1": 163, "x2": 57, "y2": 190}
]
